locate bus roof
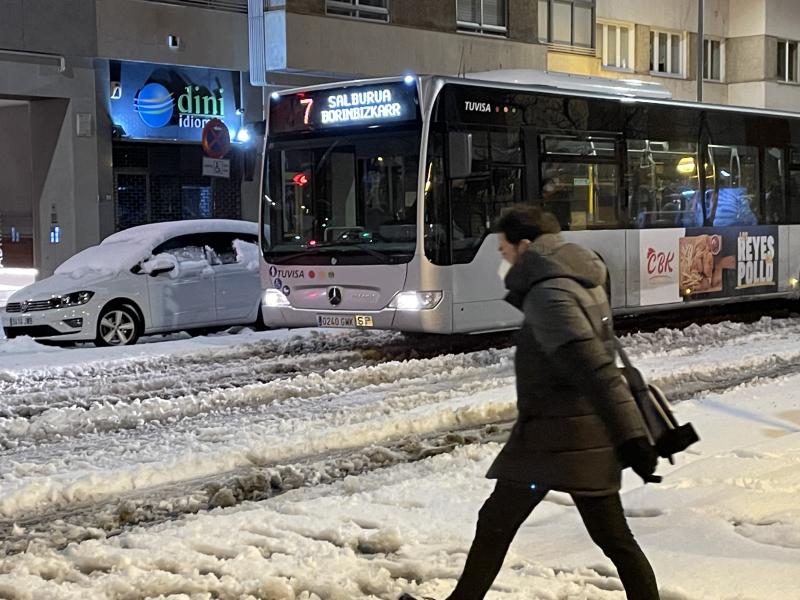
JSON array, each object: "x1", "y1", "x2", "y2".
[
  {"x1": 269, "y1": 71, "x2": 800, "y2": 122},
  {"x1": 436, "y1": 72, "x2": 800, "y2": 121},
  {"x1": 465, "y1": 69, "x2": 672, "y2": 100}
]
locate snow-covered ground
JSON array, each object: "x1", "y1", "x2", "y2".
[{"x1": 0, "y1": 320, "x2": 799, "y2": 599}]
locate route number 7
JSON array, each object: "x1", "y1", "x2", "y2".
[{"x1": 300, "y1": 98, "x2": 314, "y2": 125}]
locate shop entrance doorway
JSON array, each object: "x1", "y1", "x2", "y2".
[{"x1": 0, "y1": 99, "x2": 36, "y2": 307}]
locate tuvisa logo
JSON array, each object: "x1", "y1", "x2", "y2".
[
  {"x1": 134, "y1": 82, "x2": 225, "y2": 129},
  {"x1": 269, "y1": 265, "x2": 305, "y2": 279},
  {"x1": 465, "y1": 101, "x2": 492, "y2": 113}
]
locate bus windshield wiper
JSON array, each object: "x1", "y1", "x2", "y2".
[
  {"x1": 268, "y1": 246, "x2": 333, "y2": 264},
  {"x1": 311, "y1": 240, "x2": 394, "y2": 263},
  {"x1": 268, "y1": 242, "x2": 394, "y2": 264}
]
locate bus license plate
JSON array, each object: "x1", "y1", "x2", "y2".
[
  {"x1": 10, "y1": 316, "x2": 33, "y2": 326},
  {"x1": 317, "y1": 314, "x2": 374, "y2": 328}
]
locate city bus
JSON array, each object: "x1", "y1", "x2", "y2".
[{"x1": 259, "y1": 70, "x2": 800, "y2": 334}]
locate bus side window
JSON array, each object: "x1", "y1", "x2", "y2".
[
  {"x1": 705, "y1": 144, "x2": 759, "y2": 226},
  {"x1": 540, "y1": 136, "x2": 619, "y2": 230},
  {"x1": 626, "y1": 140, "x2": 700, "y2": 229}
]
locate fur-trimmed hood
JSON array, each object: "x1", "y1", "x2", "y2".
[{"x1": 504, "y1": 234, "x2": 607, "y2": 309}]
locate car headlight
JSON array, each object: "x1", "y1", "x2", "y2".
[
  {"x1": 50, "y1": 291, "x2": 94, "y2": 309},
  {"x1": 263, "y1": 288, "x2": 291, "y2": 308},
  {"x1": 388, "y1": 291, "x2": 443, "y2": 311}
]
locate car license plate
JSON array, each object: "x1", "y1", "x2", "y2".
[
  {"x1": 10, "y1": 316, "x2": 33, "y2": 326},
  {"x1": 317, "y1": 314, "x2": 374, "y2": 328}
]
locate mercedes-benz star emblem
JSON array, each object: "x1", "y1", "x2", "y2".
[{"x1": 328, "y1": 287, "x2": 342, "y2": 306}]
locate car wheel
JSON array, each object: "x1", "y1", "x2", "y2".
[{"x1": 95, "y1": 304, "x2": 141, "y2": 347}]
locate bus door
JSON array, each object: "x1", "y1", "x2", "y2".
[
  {"x1": 539, "y1": 134, "x2": 623, "y2": 230},
  {"x1": 789, "y1": 148, "x2": 800, "y2": 223}
]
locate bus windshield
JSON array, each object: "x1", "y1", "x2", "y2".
[{"x1": 263, "y1": 129, "x2": 420, "y2": 265}]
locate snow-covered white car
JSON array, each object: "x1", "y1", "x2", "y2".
[{"x1": 1, "y1": 219, "x2": 263, "y2": 346}]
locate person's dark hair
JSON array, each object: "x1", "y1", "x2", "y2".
[{"x1": 493, "y1": 205, "x2": 561, "y2": 244}]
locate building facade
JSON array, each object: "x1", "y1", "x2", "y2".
[
  {"x1": 249, "y1": 0, "x2": 549, "y2": 88},
  {"x1": 0, "y1": 0, "x2": 261, "y2": 283},
  {"x1": 546, "y1": 0, "x2": 800, "y2": 110},
  {"x1": 249, "y1": 0, "x2": 800, "y2": 112}
]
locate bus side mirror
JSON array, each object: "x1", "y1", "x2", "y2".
[{"x1": 448, "y1": 132, "x2": 473, "y2": 179}]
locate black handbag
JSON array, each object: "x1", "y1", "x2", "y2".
[{"x1": 610, "y1": 332, "x2": 700, "y2": 464}]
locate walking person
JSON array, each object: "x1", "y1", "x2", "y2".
[{"x1": 401, "y1": 205, "x2": 661, "y2": 600}]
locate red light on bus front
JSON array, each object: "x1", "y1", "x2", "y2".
[{"x1": 293, "y1": 173, "x2": 309, "y2": 186}]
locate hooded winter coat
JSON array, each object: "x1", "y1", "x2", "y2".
[{"x1": 486, "y1": 233, "x2": 647, "y2": 495}]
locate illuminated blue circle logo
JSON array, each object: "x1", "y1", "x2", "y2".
[{"x1": 134, "y1": 83, "x2": 174, "y2": 128}]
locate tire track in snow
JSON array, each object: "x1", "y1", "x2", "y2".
[
  {"x1": 0, "y1": 331, "x2": 403, "y2": 418},
  {"x1": 4, "y1": 320, "x2": 800, "y2": 554}
]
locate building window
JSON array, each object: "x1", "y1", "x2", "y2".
[
  {"x1": 326, "y1": 0, "x2": 390, "y2": 22},
  {"x1": 704, "y1": 38, "x2": 723, "y2": 81},
  {"x1": 650, "y1": 30, "x2": 684, "y2": 76},
  {"x1": 457, "y1": 0, "x2": 507, "y2": 35},
  {"x1": 778, "y1": 40, "x2": 798, "y2": 83},
  {"x1": 138, "y1": 0, "x2": 248, "y2": 14},
  {"x1": 597, "y1": 22, "x2": 633, "y2": 70},
  {"x1": 538, "y1": 0, "x2": 595, "y2": 49}
]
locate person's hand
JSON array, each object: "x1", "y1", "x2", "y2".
[{"x1": 618, "y1": 437, "x2": 662, "y2": 484}]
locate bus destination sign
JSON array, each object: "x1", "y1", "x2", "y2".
[
  {"x1": 270, "y1": 81, "x2": 419, "y2": 134},
  {"x1": 322, "y1": 89, "x2": 402, "y2": 124}
]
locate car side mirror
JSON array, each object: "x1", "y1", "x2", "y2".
[
  {"x1": 448, "y1": 131, "x2": 473, "y2": 179},
  {"x1": 142, "y1": 256, "x2": 176, "y2": 276},
  {"x1": 150, "y1": 265, "x2": 176, "y2": 276}
]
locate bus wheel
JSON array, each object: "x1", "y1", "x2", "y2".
[{"x1": 254, "y1": 306, "x2": 269, "y2": 331}]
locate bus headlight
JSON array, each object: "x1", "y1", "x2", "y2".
[
  {"x1": 389, "y1": 291, "x2": 443, "y2": 311},
  {"x1": 263, "y1": 289, "x2": 291, "y2": 308}
]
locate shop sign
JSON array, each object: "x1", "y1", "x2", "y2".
[{"x1": 110, "y1": 61, "x2": 242, "y2": 143}]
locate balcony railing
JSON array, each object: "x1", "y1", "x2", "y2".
[{"x1": 137, "y1": 0, "x2": 248, "y2": 14}]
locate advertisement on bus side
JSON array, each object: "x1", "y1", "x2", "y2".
[
  {"x1": 639, "y1": 228, "x2": 685, "y2": 306},
  {"x1": 639, "y1": 226, "x2": 778, "y2": 305}
]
